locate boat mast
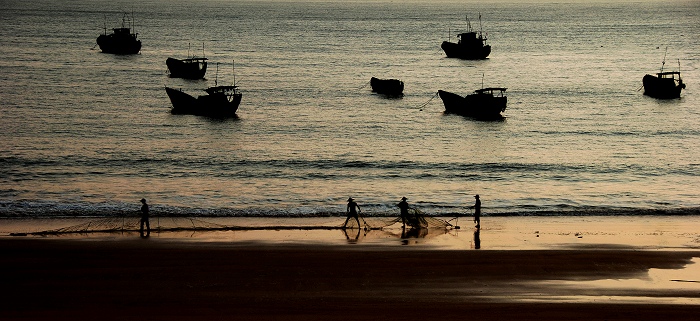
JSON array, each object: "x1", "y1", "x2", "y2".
[
  {"x1": 478, "y1": 12, "x2": 483, "y2": 38},
  {"x1": 215, "y1": 63, "x2": 219, "y2": 87},
  {"x1": 202, "y1": 42, "x2": 205, "y2": 59},
  {"x1": 660, "y1": 46, "x2": 667, "y2": 73},
  {"x1": 232, "y1": 59, "x2": 236, "y2": 86}
]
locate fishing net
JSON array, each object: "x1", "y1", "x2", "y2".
[{"x1": 17, "y1": 210, "x2": 453, "y2": 236}]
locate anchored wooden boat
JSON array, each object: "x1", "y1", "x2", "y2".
[
  {"x1": 370, "y1": 77, "x2": 404, "y2": 96},
  {"x1": 438, "y1": 87, "x2": 507, "y2": 119},
  {"x1": 96, "y1": 13, "x2": 141, "y2": 54},
  {"x1": 441, "y1": 14, "x2": 490, "y2": 60}
]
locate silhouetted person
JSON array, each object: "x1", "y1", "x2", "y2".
[
  {"x1": 397, "y1": 197, "x2": 409, "y2": 228},
  {"x1": 344, "y1": 197, "x2": 362, "y2": 228},
  {"x1": 472, "y1": 194, "x2": 481, "y2": 228},
  {"x1": 140, "y1": 198, "x2": 150, "y2": 237}
]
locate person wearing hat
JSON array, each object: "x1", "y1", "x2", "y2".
[
  {"x1": 344, "y1": 197, "x2": 362, "y2": 228},
  {"x1": 139, "y1": 198, "x2": 150, "y2": 237},
  {"x1": 397, "y1": 197, "x2": 410, "y2": 228},
  {"x1": 472, "y1": 195, "x2": 481, "y2": 228}
]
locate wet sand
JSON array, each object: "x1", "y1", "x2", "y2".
[{"x1": 2, "y1": 231, "x2": 700, "y2": 320}]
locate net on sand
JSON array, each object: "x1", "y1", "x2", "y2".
[{"x1": 17, "y1": 211, "x2": 453, "y2": 236}]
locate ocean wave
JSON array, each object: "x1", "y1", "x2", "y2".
[
  {"x1": 3, "y1": 155, "x2": 693, "y2": 181},
  {"x1": 0, "y1": 200, "x2": 697, "y2": 219}
]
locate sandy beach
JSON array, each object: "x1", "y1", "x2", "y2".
[{"x1": 2, "y1": 216, "x2": 700, "y2": 320}]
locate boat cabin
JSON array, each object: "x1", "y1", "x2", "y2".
[
  {"x1": 473, "y1": 87, "x2": 507, "y2": 96},
  {"x1": 112, "y1": 27, "x2": 133, "y2": 35},
  {"x1": 656, "y1": 71, "x2": 682, "y2": 82}
]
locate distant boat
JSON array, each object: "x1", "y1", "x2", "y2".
[
  {"x1": 370, "y1": 77, "x2": 404, "y2": 96},
  {"x1": 96, "y1": 13, "x2": 141, "y2": 55},
  {"x1": 441, "y1": 14, "x2": 491, "y2": 60},
  {"x1": 167, "y1": 44, "x2": 208, "y2": 79},
  {"x1": 167, "y1": 57, "x2": 208, "y2": 79},
  {"x1": 643, "y1": 72, "x2": 685, "y2": 99},
  {"x1": 642, "y1": 51, "x2": 685, "y2": 99},
  {"x1": 165, "y1": 62, "x2": 241, "y2": 117},
  {"x1": 438, "y1": 87, "x2": 507, "y2": 119}
]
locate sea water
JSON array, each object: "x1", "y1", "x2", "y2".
[{"x1": 0, "y1": 0, "x2": 698, "y2": 218}]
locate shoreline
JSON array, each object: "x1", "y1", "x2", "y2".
[{"x1": 3, "y1": 215, "x2": 699, "y2": 250}]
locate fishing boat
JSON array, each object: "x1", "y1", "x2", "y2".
[
  {"x1": 165, "y1": 63, "x2": 241, "y2": 117},
  {"x1": 167, "y1": 58, "x2": 208, "y2": 80},
  {"x1": 642, "y1": 51, "x2": 685, "y2": 99},
  {"x1": 441, "y1": 14, "x2": 490, "y2": 60},
  {"x1": 438, "y1": 87, "x2": 507, "y2": 119},
  {"x1": 96, "y1": 13, "x2": 141, "y2": 55},
  {"x1": 167, "y1": 44, "x2": 208, "y2": 79},
  {"x1": 370, "y1": 77, "x2": 404, "y2": 96},
  {"x1": 643, "y1": 72, "x2": 685, "y2": 99}
]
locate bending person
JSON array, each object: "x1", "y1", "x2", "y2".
[{"x1": 344, "y1": 197, "x2": 362, "y2": 228}]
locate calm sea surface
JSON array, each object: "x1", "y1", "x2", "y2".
[{"x1": 1, "y1": 0, "x2": 698, "y2": 218}]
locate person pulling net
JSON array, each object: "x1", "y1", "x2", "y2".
[{"x1": 397, "y1": 197, "x2": 451, "y2": 230}]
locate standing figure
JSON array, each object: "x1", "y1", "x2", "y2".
[
  {"x1": 397, "y1": 197, "x2": 410, "y2": 228},
  {"x1": 344, "y1": 197, "x2": 362, "y2": 228},
  {"x1": 140, "y1": 198, "x2": 150, "y2": 237},
  {"x1": 472, "y1": 194, "x2": 481, "y2": 228}
]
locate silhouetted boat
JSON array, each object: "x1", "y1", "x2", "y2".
[
  {"x1": 96, "y1": 13, "x2": 141, "y2": 55},
  {"x1": 167, "y1": 57, "x2": 208, "y2": 79},
  {"x1": 165, "y1": 86, "x2": 241, "y2": 117},
  {"x1": 643, "y1": 72, "x2": 685, "y2": 99},
  {"x1": 167, "y1": 44, "x2": 208, "y2": 79},
  {"x1": 438, "y1": 87, "x2": 507, "y2": 119},
  {"x1": 441, "y1": 14, "x2": 490, "y2": 60},
  {"x1": 370, "y1": 77, "x2": 404, "y2": 96},
  {"x1": 165, "y1": 62, "x2": 241, "y2": 117},
  {"x1": 642, "y1": 51, "x2": 685, "y2": 99}
]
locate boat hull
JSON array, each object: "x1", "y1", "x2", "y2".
[
  {"x1": 166, "y1": 58, "x2": 208, "y2": 79},
  {"x1": 165, "y1": 87, "x2": 241, "y2": 117},
  {"x1": 441, "y1": 41, "x2": 491, "y2": 60},
  {"x1": 96, "y1": 34, "x2": 141, "y2": 55},
  {"x1": 438, "y1": 90, "x2": 506, "y2": 119},
  {"x1": 370, "y1": 77, "x2": 404, "y2": 96},
  {"x1": 643, "y1": 74, "x2": 684, "y2": 99}
]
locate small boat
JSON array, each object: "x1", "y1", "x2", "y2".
[
  {"x1": 167, "y1": 57, "x2": 208, "y2": 79},
  {"x1": 165, "y1": 63, "x2": 241, "y2": 117},
  {"x1": 165, "y1": 86, "x2": 241, "y2": 117},
  {"x1": 642, "y1": 52, "x2": 685, "y2": 99},
  {"x1": 441, "y1": 14, "x2": 490, "y2": 60},
  {"x1": 96, "y1": 13, "x2": 141, "y2": 55},
  {"x1": 370, "y1": 77, "x2": 404, "y2": 96},
  {"x1": 643, "y1": 72, "x2": 685, "y2": 99},
  {"x1": 167, "y1": 44, "x2": 208, "y2": 79},
  {"x1": 438, "y1": 87, "x2": 507, "y2": 119}
]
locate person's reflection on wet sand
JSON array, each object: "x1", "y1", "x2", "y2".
[
  {"x1": 343, "y1": 226, "x2": 362, "y2": 244},
  {"x1": 473, "y1": 228, "x2": 481, "y2": 249}
]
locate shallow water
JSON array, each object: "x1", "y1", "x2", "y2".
[{"x1": 1, "y1": 0, "x2": 699, "y2": 217}]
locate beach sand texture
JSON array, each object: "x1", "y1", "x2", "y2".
[{"x1": 1, "y1": 216, "x2": 700, "y2": 320}]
